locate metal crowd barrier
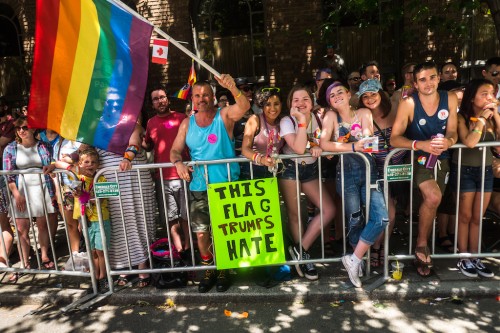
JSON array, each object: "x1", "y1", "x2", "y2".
[
  {"x1": 0, "y1": 169, "x2": 99, "y2": 301},
  {"x1": 2, "y1": 145, "x2": 499, "y2": 305},
  {"x1": 381, "y1": 142, "x2": 500, "y2": 282},
  {"x1": 92, "y1": 152, "x2": 378, "y2": 295}
]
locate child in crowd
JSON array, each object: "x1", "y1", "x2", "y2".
[{"x1": 62, "y1": 148, "x2": 110, "y2": 292}]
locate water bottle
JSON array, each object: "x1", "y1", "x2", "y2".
[{"x1": 425, "y1": 134, "x2": 444, "y2": 169}]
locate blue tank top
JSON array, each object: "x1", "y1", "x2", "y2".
[
  {"x1": 406, "y1": 90, "x2": 450, "y2": 160},
  {"x1": 186, "y1": 110, "x2": 240, "y2": 191}
]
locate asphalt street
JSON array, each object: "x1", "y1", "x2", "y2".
[{"x1": 1, "y1": 297, "x2": 499, "y2": 333}]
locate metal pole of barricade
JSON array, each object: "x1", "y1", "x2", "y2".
[
  {"x1": 19, "y1": 174, "x2": 43, "y2": 269},
  {"x1": 158, "y1": 168, "x2": 176, "y2": 269},
  {"x1": 37, "y1": 173, "x2": 58, "y2": 272},
  {"x1": 294, "y1": 158, "x2": 303, "y2": 256},
  {"x1": 80, "y1": 213, "x2": 99, "y2": 294},
  {"x1": 478, "y1": 146, "x2": 487, "y2": 253},
  {"x1": 317, "y1": 156, "x2": 325, "y2": 259},
  {"x1": 454, "y1": 147, "x2": 462, "y2": 255},
  {"x1": 135, "y1": 168, "x2": 154, "y2": 272},
  {"x1": 340, "y1": 154, "x2": 346, "y2": 256},
  {"x1": 55, "y1": 171, "x2": 78, "y2": 271},
  {"x1": 114, "y1": 169, "x2": 133, "y2": 270},
  {"x1": 0, "y1": 175, "x2": 10, "y2": 268}
]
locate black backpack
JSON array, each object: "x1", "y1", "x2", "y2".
[{"x1": 150, "y1": 238, "x2": 188, "y2": 289}]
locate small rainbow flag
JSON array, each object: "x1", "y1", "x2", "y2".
[
  {"x1": 28, "y1": 0, "x2": 153, "y2": 154},
  {"x1": 173, "y1": 62, "x2": 197, "y2": 100}
]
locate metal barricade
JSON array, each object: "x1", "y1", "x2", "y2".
[
  {"x1": 93, "y1": 151, "x2": 380, "y2": 295},
  {"x1": 0, "y1": 168, "x2": 99, "y2": 304},
  {"x1": 381, "y1": 143, "x2": 500, "y2": 281}
]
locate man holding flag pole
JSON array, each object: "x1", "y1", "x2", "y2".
[{"x1": 170, "y1": 74, "x2": 250, "y2": 293}]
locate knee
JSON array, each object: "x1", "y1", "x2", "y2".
[
  {"x1": 348, "y1": 210, "x2": 363, "y2": 228},
  {"x1": 424, "y1": 192, "x2": 442, "y2": 209}
]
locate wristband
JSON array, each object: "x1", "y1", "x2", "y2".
[
  {"x1": 124, "y1": 151, "x2": 135, "y2": 161},
  {"x1": 233, "y1": 90, "x2": 242, "y2": 98},
  {"x1": 298, "y1": 123, "x2": 307, "y2": 128},
  {"x1": 66, "y1": 165, "x2": 72, "y2": 171},
  {"x1": 412, "y1": 140, "x2": 418, "y2": 151},
  {"x1": 472, "y1": 129, "x2": 482, "y2": 135},
  {"x1": 173, "y1": 159, "x2": 182, "y2": 165},
  {"x1": 351, "y1": 143, "x2": 355, "y2": 152}
]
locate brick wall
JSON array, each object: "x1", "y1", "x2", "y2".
[{"x1": 264, "y1": 0, "x2": 324, "y2": 91}]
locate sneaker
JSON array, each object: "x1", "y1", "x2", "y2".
[
  {"x1": 472, "y1": 259, "x2": 494, "y2": 278},
  {"x1": 300, "y1": 250, "x2": 318, "y2": 281},
  {"x1": 457, "y1": 259, "x2": 478, "y2": 278},
  {"x1": 342, "y1": 255, "x2": 362, "y2": 288},
  {"x1": 98, "y1": 278, "x2": 109, "y2": 294},
  {"x1": 216, "y1": 269, "x2": 230, "y2": 292},
  {"x1": 288, "y1": 245, "x2": 304, "y2": 277},
  {"x1": 198, "y1": 260, "x2": 216, "y2": 293},
  {"x1": 358, "y1": 260, "x2": 365, "y2": 278}
]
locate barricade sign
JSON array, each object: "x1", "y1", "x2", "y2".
[
  {"x1": 386, "y1": 164, "x2": 412, "y2": 182},
  {"x1": 207, "y1": 177, "x2": 286, "y2": 270},
  {"x1": 94, "y1": 182, "x2": 120, "y2": 198}
]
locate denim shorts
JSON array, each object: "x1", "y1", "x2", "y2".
[
  {"x1": 450, "y1": 164, "x2": 493, "y2": 193},
  {"x1": 88, "y1": 220, "x2": 111, "y2": 251},
  {"x1": 278, "y1": 159, "x2": 318, "y2": 183}
]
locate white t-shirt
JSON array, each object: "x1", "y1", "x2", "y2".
[{"x1": 279, "y1": 115, "x2": 321, "y2": 165}]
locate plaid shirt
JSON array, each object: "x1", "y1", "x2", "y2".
[{"x1": 2, "y1": 140, "x2": 55, "y2": 197}]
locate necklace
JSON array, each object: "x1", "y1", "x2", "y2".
[{"x1": 262, "y1": 116, "x2": 280, "y2": 157}]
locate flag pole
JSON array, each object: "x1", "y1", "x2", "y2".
[{"x1": 109, "y1": 0, "x2": 221, "y2": 78}]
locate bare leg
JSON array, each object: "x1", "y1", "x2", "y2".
[
  {"x1": 279, "y1": 179, "x2": 301, "y2": 244},
  {"x1": 469, "y1": 192, "x2": 491, "y2": 253},
  {"x1": 0, "y1": 213, "x2": 13, "y2": 265},
  {"x1": 457, "y1": 192, "x2": 474, "y2": 253},
  {"x1": 416, "y1": 180, "x2": 442, "y2": 263},
  {"x1": 15, "y1": 218, "x2": 31, "y2": 267},
  {"x1": 64, "y1": 209, "x2": 81, "y2": 253}
]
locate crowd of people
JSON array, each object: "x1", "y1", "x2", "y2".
[{"x1": 0, "y1": 54, "x2": 499, "y2": 293}]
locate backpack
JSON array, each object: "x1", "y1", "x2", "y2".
[{"x1": 150, "y1": 238, "x2": 188, "y2": 289}]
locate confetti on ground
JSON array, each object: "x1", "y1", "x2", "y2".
[
  {"x1": 224, "y1": 309, "x2": 249, "y2": 318},
  {"x1": 157, "y1": 298, "x2": 176, "y2": 311}
]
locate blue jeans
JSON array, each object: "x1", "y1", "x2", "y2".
[{"x1": 336, "y1": 154, "x2": 389, "y2": 246}]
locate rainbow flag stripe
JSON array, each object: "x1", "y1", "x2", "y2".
[{"x1": 28, "y1": 0, "x2": 153, "y2": 154}]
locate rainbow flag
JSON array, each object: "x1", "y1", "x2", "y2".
[
  {"x1": 28, "y1": 0, "x2": 153, "y2": 154},
  {"x1": 173, "y1": 62, "x2": 197, "y2": 100}
]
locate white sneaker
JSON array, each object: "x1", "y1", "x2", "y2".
[
  {"x1": 358, "y1": 260, "x2": 365, "y2": 277},
  {"x1": 342, "y1": 255, "x2": 362, "y2": 287}
]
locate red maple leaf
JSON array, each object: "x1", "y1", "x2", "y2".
[{"x1": 157, "y1": 47, "x2": 163, "y2": 56}]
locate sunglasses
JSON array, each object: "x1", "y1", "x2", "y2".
[
  {"x1": 348, "y1": 77, "x2": 361, "y2": 81},
  {"x1": 490, "y1": 71, "x2": 500, "y2": 77},
  {"x1": 218, "y1": 98, "x2": 228, "y2": 102},
  {"x1": 15, "y1": 126, "x2": 29, "y2": 132},
  {"x1": 261, "y1": 87, "x2": 281, "y2": 93}
]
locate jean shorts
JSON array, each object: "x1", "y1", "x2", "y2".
[
  {"x1": 278, "y1": 159, "x2": 318, "y2": 183},
  {"x1": 450, "y1": 164, "x2": 493, "y2": 193}
]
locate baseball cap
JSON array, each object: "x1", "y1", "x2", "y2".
[{"x1": 356, "y1": 79, "x2": 383, "y2": 97}]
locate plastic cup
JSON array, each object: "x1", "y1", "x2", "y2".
[{"x1": 391, "y1": 261, "x2": 404, "y2": 280}]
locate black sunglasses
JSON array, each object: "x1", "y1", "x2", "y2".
[
  {"x1": 490, "y1": 71, "x2": 500, "y2": 77},
  {"x1": 348, "y1": 77, "x2": 361, "y2": 81},
  {"x1": 15, "y1": 125, "x2": 29, "y2": 132},
  {"x1": 240, "y1": 86, "x2": 252, "y2": 92}
]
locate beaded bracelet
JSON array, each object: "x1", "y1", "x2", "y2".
[
  {"x1": 472, "y1": 129, "x2": 483, "y2": 135},
  {"x1": 412, "y1": 140, "x2": 418, "y2": 151}
]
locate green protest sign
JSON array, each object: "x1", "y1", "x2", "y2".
[
  {"x1": 207, "y1": 177, "x2": 286, "y2": 270},
  {"x1": 94, "y1": 182, "x2": 120, "y2": 198}
]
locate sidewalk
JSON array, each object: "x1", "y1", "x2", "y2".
[{"x1": 1, "y1": 256, "x2": 498, "y2": 307}]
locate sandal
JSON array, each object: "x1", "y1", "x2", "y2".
[
  {"x1": 116, "y1": 275, "x2": 129, "y2": 286},
  {"x1": 414, "y1": 246, "x2": 433, "y2": 277},
  {"x1": 42, "y1": 260, "x2": 55, "y2": 270},
  {"x1": 370, "y1": 248, "x2": 381, "y2": 267},
  {"x1": 414, "y1": 246, "x2": 432, "y2": 267},
  {"x1": 137, "y1": 276, "x2": 150, "y2": 288},
  {"x1": 437, "y1": 236, "x2": 454, "y2": 253},
  {"x1": 9, "y1": 272, "x2": 19, "y2": 283}
]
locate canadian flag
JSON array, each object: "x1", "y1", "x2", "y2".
[{"x1": 152, "y1": 39, "x2": 168, "y2": 64}]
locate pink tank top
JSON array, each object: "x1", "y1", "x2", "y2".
[{"x1": 252, "y1": 114, "x2": 284, "y2": 161}]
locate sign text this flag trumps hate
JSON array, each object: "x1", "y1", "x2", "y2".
[{"x1": 207, "y1": 178, "x2": 286, "y2": 270}]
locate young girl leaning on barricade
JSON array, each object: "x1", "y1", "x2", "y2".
[
  {"x1": 450, "y1": 78, "x2": 500, "y2": 278},
  {"x1": 278, "y1": 84, "x2": 336, "y2": 281},
  {"x1": 319, "y1": 81, "x2": 389, "y2": 288},
  {"x1": 57, "y1": 148, "x2": 111, "y2": 292}
]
